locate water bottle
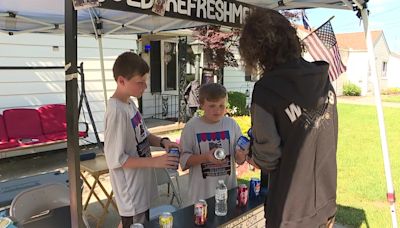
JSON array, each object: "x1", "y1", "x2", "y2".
[{"x1": 215, "y1": 179, "x2": 228, "y2": 216}]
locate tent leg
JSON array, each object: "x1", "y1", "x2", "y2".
[
  {"x1": 65, "y1": 0, "x2": 84, "y2": 227},
  {"x1": 360, "y1": 7, "x2": 398, "y2": 227},
  {"x1": 98, "y1": 36, "x2": 108, "y2": 107}
]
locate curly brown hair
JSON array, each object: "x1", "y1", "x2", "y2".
[{"x1": 239, "y1": 8, "x2": 302, "y2": 73}]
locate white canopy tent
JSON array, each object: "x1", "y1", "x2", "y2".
[{"x1": 0, "y1": 0, "x2": 396, "y2": 227}]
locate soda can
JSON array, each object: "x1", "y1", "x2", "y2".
[
  {"x1": 194, "y1": 199, "x2": 207, "y2": 226},
  {"x1": 236, "y1": 184, "x2": 248, "y2": 207},
  {"x1": 159, "y1": 212, "x2": 173, "y2": 228},
  {"x1": 168, "y1": 147, "x2": 180, "y2": 170},
  {"x1": 237, "y1": 136, "x2": 250, "y2": 150},
  {"x1": 213, "y1": 148, "x2": 226, "y2": 160},
  {"x1": 247, "y1": 128, "x2": 253, "y2": 139},
  {"x1": 249, "y1": 177, "x2": 261, "y2": 198},
  {"x1": 130, "y1": 223, "x2": 144, "y2": 228}
]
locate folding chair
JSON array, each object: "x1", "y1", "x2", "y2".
[
  {"x1": 9, "y1": 183, "x2": 70, "y2": 226},
  {"x1": 154, "y1": 168, "x2": 182, "y2": 207}
]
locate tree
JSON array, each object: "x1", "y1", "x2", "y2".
[
  {"x1": 192, "y1": 25, "x2": 240, "y2": 83},
  {"x1": 192, "y1": 10, "x2": 305, "y2": 83}
]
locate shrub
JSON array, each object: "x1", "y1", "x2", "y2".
[
  {"x1": 343, "y1": 83, "x2": 361, "y2": 96},
  {"x1": 381, "y1": 88, "x2": 400, "y2": 95},
  {"x1": 227, "y1": 91, "x2": 248, "y2": 116}
]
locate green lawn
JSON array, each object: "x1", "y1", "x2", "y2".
[
  {"x1": 232, "y1": 104, "x2": 400, "y2": 227},
  {"x1": 381, "y1": 95, "x2": 400, "y2": 103}
]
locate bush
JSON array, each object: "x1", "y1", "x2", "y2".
[
  {"x1": 227, "y1": 91, "x2": 248, "y2": 116},
  {"x1": 381, "y1": 87, "x2": 400, "y2": 95},
  {"x1": 343, "y1": 83, "x2": 361, "y2": 96}
]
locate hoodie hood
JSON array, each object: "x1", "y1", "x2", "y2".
[{"x1": 256, "y1": 58, "x2": 330, "y2": 109}]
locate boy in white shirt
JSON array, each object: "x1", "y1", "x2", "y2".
[
  {"x1": 104, "y1": 52, "x2": 179, "y2": 227},
  {"x1": 179, "y1": 83, "x2": 248, "y2": 204}
]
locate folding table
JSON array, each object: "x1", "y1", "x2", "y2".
[{"x1": 80, "y1": 154, "x2": 117, "y2": 227}]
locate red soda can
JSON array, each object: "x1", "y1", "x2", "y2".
[
  {"x1": 194, "y1": 199, "x2": 207, "y2": 226},
  {"x1": 236, "y1": 184, "x2": 248, "y2": 207}
]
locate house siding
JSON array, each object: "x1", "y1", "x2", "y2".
[{"x1": 0, "y1": 33, "x2": 138, "y2": 144}]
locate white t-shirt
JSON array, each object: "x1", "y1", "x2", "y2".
[
  {"x1": 180, "y1": 116, "x2": 242, "y2": 204},
  {"x1": 104, "y1": 98, "x2": 157, "y2": 216}
]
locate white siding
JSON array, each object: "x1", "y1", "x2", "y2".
[
  {"x1": 387, "y1": 54, "x2": 400, "y2": 88},
  {"x1": 0, "y1": 33, "x2": 138, "y2": 143},
  {"x1": 224, "y1": 66, "x2": 254, "y2": 108}
]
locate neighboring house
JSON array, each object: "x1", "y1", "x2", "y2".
[
  {"x1": 387, "y1": 52, "x2": 400, "y2": 88},
  {"x1": 335, "y1": 30, "x2": 396, "y2": 95}
]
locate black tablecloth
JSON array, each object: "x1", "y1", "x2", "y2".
[{"x1": 145, "y1": 188, "x2": 266, "y2": 228}]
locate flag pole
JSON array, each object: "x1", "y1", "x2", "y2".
[{"x1": 301, "y1": 16, "x2": 335, "y2": 41}]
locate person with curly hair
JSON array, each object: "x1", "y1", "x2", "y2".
[{"x1": 240, "y1": 8, "x2": 338, "y2": 228}]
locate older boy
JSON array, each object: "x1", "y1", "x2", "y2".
[
  {"x1": 104, "y1": 52, "x2": 179, "y2": 228},
  {"x1": 179, "y1": 83, "x2": 247, "y2": 204}
]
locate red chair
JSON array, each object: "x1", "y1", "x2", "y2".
[
  {"x1": 3, "y1": 109, "x2": 48, "y2": 146},
  {"x1": 38, "y1": 104, "x2": 88, "y2": 141},
  {"x1": 0, "y1": 114, "x2": 19, "y2": 150}
]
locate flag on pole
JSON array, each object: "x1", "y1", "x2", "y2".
[{"x1": 302, "y1": 18, "x2": 346, "y2": 81}]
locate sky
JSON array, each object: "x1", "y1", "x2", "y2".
[{"x1": 306, "y1": 0, "x2": 400, "y2": 53}]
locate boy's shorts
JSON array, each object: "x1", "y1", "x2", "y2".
[{"x1": 121, "y1": 210, "x2": 149, "y2": 228}]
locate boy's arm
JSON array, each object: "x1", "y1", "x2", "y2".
[
  {"x1": 121, "y1": 154, "x2": 179, "y2": 169},
  {"x1": 232, "y1": 119, "x2": 248, "y2": 165},
  {"x1": 147, "y1": 133, "x2": 180, "y2": 150}
]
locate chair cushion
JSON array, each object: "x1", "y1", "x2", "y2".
[
  {"x1": 45, "y1": 132, "x2": 67, "y2": 141},
  {"x1": 3, "y1": 109, "x2": 44, "y2": 140},
  {"x1": 38, "y1": 104, "x2": 67, "y2": 135},
  {"x1": 0, "y1": 140, "x2": 19, "y2": 150},
  {"x1": 0, "y1": 114, "x2": 8, "y2": 142}
]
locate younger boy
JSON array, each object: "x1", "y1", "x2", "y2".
[
  {"x1": 179, "y1": 83, "x2": 248, "y2": 204},
  {"x1": 104, "y1": 52, "x2": 179, "y2": 228}
]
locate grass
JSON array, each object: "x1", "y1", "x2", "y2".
[
  {"x1": 381, "y1": 95, "x2": 400, "y2": 103},
  {"x1": 231, "y1": 104, "x2": 400, "y2": 227}
]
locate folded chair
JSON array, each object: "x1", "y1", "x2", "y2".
[
  {"x1": 154, "y1": 168, "x2": 182, "y2": 207},
  {"x1": 9, "y1": 183, "x2": 70, "y2": 226},
  {"x1": 150, "y1": 168, "x2": 182, "y2": 220}
]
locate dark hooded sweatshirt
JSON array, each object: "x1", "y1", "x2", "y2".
[{"x1": 251, "y1": 58, "x2": 338, "y2": 228}]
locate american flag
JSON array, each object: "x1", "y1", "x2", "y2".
[{"x1": 302, "y1": 19, "x2": 346, "y2": 81}]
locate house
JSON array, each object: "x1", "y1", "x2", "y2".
[{"x1": 335, "y1": 30, "x2": 398, "y2": 95}]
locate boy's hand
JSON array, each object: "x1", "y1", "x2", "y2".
[
  {"x1": 205, "y1": 148, "x2": 227, "y2": 165},
  {"x1": 235, "y1": 148, "x2": 249, "y2": 165},
  {"x1": 153, "y1": 153, "x2": 179, "y2": 169},
  {"x1": 162, "y1": 139, "x2": 181, "y2": 152}
]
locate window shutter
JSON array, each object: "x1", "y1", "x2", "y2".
[{"x1": 150, "y1": 41, "x2": 161, "y2": 93}]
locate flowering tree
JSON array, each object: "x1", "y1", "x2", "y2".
[
  {"x1": 192, "y1": 25, "x2": 240, "y2": 83},
  {"x1": 192, "y1": 10, "x2": 305, "y2": 83}
]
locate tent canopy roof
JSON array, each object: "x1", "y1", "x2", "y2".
[{"x1": 0, "y1": 0, "x2": 362, "y2": 36}]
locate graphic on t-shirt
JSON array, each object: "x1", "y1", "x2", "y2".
[
  {"x1": 137, "y1": 137, "x2": 151, "y2": 157},
  {"x1": 131, "y1": 112, "x2": 146, "y2": 138},
  {"x1": 131, "y1": 110, "x2": 150, "y2": 157},
  {"x1": 196, "y1": 131, "x2": 231, "y2": 179}
]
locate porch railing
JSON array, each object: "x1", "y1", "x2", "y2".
[{"x1": 153, "y1": 94, "x2": 181, "y2": 122}]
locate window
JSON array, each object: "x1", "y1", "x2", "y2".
[
  {"x1": 163, "y1": 41, "x2": 177, "y2": 91},
  {"x1": 382, "y1": 61, "x2": 387, "y2": 79}
]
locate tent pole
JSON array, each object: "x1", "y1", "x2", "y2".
[
  {"x1": 65, "y1": 0, "x2": 84, "y2": 227},
  {"x1": 98, "y1": 36, "x2": 108, "y2": 106},
  {"x1": 360, "y1": 7, "x2": 398, "y2": 227}
]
